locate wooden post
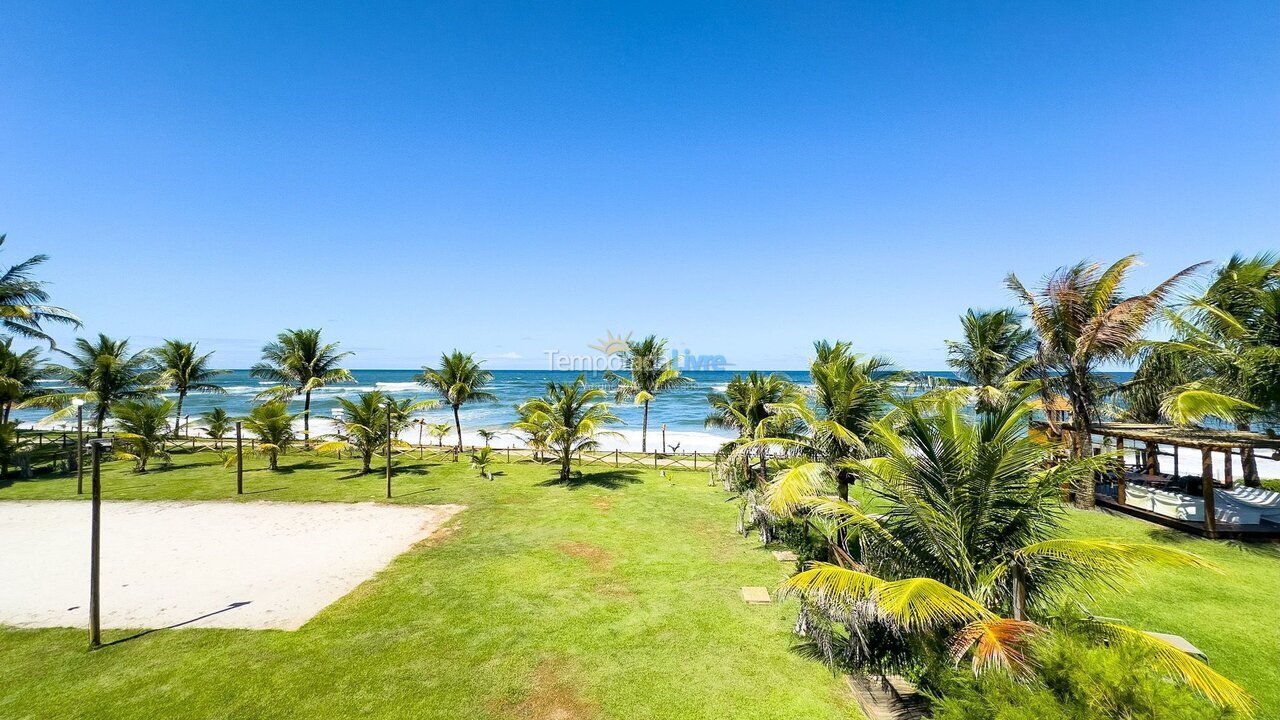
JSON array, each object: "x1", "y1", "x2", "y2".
[
  {"x1": 385, "y1": 402, "x2": 393, "y2": 500},
  {"x1": 1202, "y1": 448, "x2": 1216, "y2": 537},
  {"x1": 235, "y1": 422, "x2": 243, "y2": 495},
  {"x1": 693, "y1": 451, "x2": 698, "y2": 470},
  {"x1": 507, "y1": 447, "x2": 511, "y2": 463},
  {"x1": 88, "y1": 441, "x2": 103, "y2": 650},
  {"x1": 1173, "y1": 444, "x2": 1179, "y2": 478},
  {"x1": 1223, "y1": 448, "x2": 1234, "y2": 490},
  {"x1": 1117, "y1": 461, "x2": 1127, "y2": 506},
  {"x1": 614, "y1": 449, "x2": 619, "y2": 466},
  {"x1": 1116, "y1": 437, "x2": 1125, "y2": 471},
  {"x1": 654, "y1": 452, "x2": 658, "y2": 469},
  {"x1": 76, "y1": 404, "x2": 84, "y2": 495}
]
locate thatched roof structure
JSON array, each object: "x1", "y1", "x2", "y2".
[{"x1": 1088, "y1": 422, "x2": 1280, "y2": 450}]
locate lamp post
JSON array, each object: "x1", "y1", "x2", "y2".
[
  {"x1": 72, "y1": 398, "x2": 85, "y2": 494},
  {"x1": 384, "y1": 400, "x2": 394, "y2": 499},
  {"x1": 86, "y1": 437, "x2": 112, "y2": 650}
]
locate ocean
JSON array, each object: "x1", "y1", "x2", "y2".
[{"x1": 23, "y1": 369, "x2": 1135, "y2": 453}]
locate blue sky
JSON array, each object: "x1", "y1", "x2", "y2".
[{"x1": 2, "y1": 2, "x2": 1277, "y2": 369}]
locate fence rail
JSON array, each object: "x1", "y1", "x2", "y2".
[{"x1": 14, "y1": 429, "x2": 723, "y2": 471}]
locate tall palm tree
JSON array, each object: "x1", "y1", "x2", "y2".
[
  {"x1": 242, "y1": 400, "x2": 297, "y2": 470},
  {"x1": 605, "y1": 335, "x2": 693, "y2": 452},
  {"x1": 316, "y1": 391, "x2": 436, "y2": 474},
  {"x1": 1007, "y1": 256, "x2": 1203, "y2": 475},
  {"x1": 945, "y1": 308, "x2": 1035, "y2": 413},
  {"x1": 0, "y1": 234, "x2": 81, "y2": 346},
  {"x1": 773, "y1": 393, "x2": 1251, "y2": 714},
  {"x1": 250, "y1": 329, "x2": 354, "y2": 448},
  {"x1": 416, "y1": 350, "x2": 496, "y2": 456},
  {"x1": 514, "y1": 375, "x2": 621, "y2": 481},
  {"x1": 0, "y1": 338, "x2": 58, "y2": 423},
  {"x1": 152, "y1": 339, "x2": 228, "y2": 436},
  {"x1": 33, "y1": 334, "x2": 159, "y2": 435},
  {"x1": 112, "y1": 399, "x2": 175, "y2": 472}
]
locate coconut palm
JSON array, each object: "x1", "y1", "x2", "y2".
[
  {"x1": 242, "y1": 400, "x2": 296, "y2": 470},
  {"x1": 0, "y1": 338, "x2": 58, "y2": 423},
  {"x1": 477, "y1": 428, "x2": 498, "y2": 447},
  {"x1": 202, "y1": 407, "x2": 232, "y2": 449},
  {"x1": 0, "y1": 235, "x2": 81, "y2": 346},
  {"x1": 470, "y1": 446, "x2": 495, "y2": 479},
  {"x1": 416, "y1": 351, "x2": 496, "y2": 456},
  {"x1": 316, "y1": 391, "x2": 436, "y2": 474},
  {"x1": 32, "y1": 334, "x2": 159, "y2": 435},
  {"x1": 152, "y1": 340, "x2": 227, "y2": 437},
  {"x1": 605, "y1": 335, "x2": 693, "y2": 452},
  {"x1": 1007, "y1": 256, "x2": 1203, "y2": 483},
  {"x1": 515, "y1": 375, "x2": 621, "y2": 481},
  {"x1": 112, "y1": 399, "x2": 175, "y2": 472},
  {"x1": 511, "y1": 405, "x2": 550, "y2": 462},
  {"x1": 428, "y1": 421, "x2": 452, "y2": 448},
  {"x1": 1148, "y1": 254, "x2": 1280, "y2": 485},
  {"x1": 704, "y1": 371, "x2": 805, "y2": 449},
  {"x1": 944, "y1": 308, "x2": 1035, "y2": 413},
  {"x1": 250, "y1": 329, "x2": 354, "y2": 448},
  {"x1": 774, "y1": 393, "x2": 1252, "y2": 714}
]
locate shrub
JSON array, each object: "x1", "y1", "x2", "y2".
[{"x1": 930, "y1": 630, "x2": 1241, "y2": 720}]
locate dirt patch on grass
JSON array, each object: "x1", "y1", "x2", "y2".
[
  {"x1": 591, "y1": 496, "x2": 613, "y2": 511},
  {"x1": 556, "y1": 541, "x2": 612, "y2": 572},
  {"x1": 498, "y1": 657, "x2": 600, "y2": 720}
]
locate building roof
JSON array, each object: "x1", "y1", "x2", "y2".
[{"x1": 1089, "y1": 422, "x2": 1280, "y2": 450}]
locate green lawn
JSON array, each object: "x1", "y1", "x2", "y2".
[
  {"x1": 0, "y1": 451, "x2": 861, "y2": 719},
  {"x1": 1063, "y1": 509, "x2": 1280, "y2": 719}
]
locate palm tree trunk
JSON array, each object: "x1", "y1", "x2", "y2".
[
  {"x1": 1066, "y1": 372, "x2": 1096, "y2": 509},
  {"x1": 453, "y1": 405, "x2": 463, "y2": 460},
  {"x1": 641, "y1": 400, "x2": 649, "y2": 453},
  {"x1": 362, "y1": 450, "x2": 371, "y2": 474},
  {"x1": 303, "y1": 389, "x2": 312, "y2": 448},
  {"x1": 1237, "y1": 422, "x2": 1260, "y2": 487},
  {"x1": 1011, "y1": 560, "x2": 1029, "y2": 621},
  {"x1": 173, "y1": 391, "x2": 185, "y2": 439}
]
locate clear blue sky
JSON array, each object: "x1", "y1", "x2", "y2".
[{"x1": 2, "y1": 2, "x2": 1277, "y2": 369}]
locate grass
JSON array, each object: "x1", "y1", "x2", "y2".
[
  {"x1": 0, "y1": 450, "x2": 861, "y2": 719},
  {"x1": 1063, "y1": 508, "x2": 1280, "y2": 718}
]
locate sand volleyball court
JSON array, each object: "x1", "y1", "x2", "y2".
[{"x1": 0, "y1": 500, "x2": 463, "y2": 631}]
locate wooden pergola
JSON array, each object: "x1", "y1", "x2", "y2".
[{"x1": 1090, "y1": 422, "x2": 1280, "y2": 536}]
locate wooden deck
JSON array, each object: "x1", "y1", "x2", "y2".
[{"x1": 1095, "y1": 493, "x2": 1280, "y2": 541}]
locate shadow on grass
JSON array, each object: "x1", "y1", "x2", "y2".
[
  {"x1": 241, "y1": 486, "x2": 287, "y2": 495},
  {"x1": 391, "y1": 487, "x2": 440, "y2": 499},
  {"x1": 539, "y1": 469, "x2": 643, "y2": 490},
  {"x1": 98, "y1": 602, "x2": 252, "y2": 649}
]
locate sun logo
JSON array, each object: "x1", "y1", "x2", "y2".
[{"x1": 589, "y1": 330, "x2": 632, "y2": 356}]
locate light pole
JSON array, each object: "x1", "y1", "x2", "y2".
[
  {"x1": 72, "y1": 398, "x2": 85, "y2": 494},
  {"x1": 86, "y1": 436, "x2": 112, "y2": 650},
  {"x1": 384, "y1": 400, "x2": 394, "y2": 499}
]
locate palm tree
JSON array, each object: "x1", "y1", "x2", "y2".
[
  {"x1": 515, "y1": 375, "x2": 621, "y2": 481},
  {"x1": 477, "y1": 428, "x2": 498, "y2": 447},
  {"x1": 605, "y1": 335, "x2": 693, "y2": 452},
  {"x1": 773, "y1": 393, "x2": 1252, "y2": 714},
  {"x1": 470, "y1": 446, "x2": 495, "y2": 479},
  {"x1": 0, "y1": 338, "x2": 58, "y2": 423},
  {"x1": 0, "y1": 234, "x2": 81, "y2": 346},
  {"x1": 944, "y1": 308, "x2": 1035, "y2": 413},
  {"x1": 33, "y1": 334, "x2": 159, "y2": 435},
  {"x1": 428, "y1": 421, "x2": 452, "y2": 448},
  {"x1": 1150, "y1": 254, "x2": 1280, "y2": 485},
  {"x1": 112, "y1": 399, "x2": 175, "y2": 472},
  {"x1": 316, "y1": 391, "x2": 436, "y2": 474},
  {"x1": 250, "y1": 329, "x2": 354, "y2": 448},
  {"x1": 202, "y1": 407, "x2": 232, "y2": 449},
  {"x1": 704, "y1": 371, "x2": 804, "y2": 448},
  {"x1": 416, "y1": 351, "x2": 496, "y2": 456},
  {"x1": 242, "y1": 400, "x2": 296, "y2": 470},
  {"x1": 1007, "y1": 256, "x2": 1203, "y2": 477},
  {"x1": 152, "y1": 340, "x2": 228, "y2": 436}
]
